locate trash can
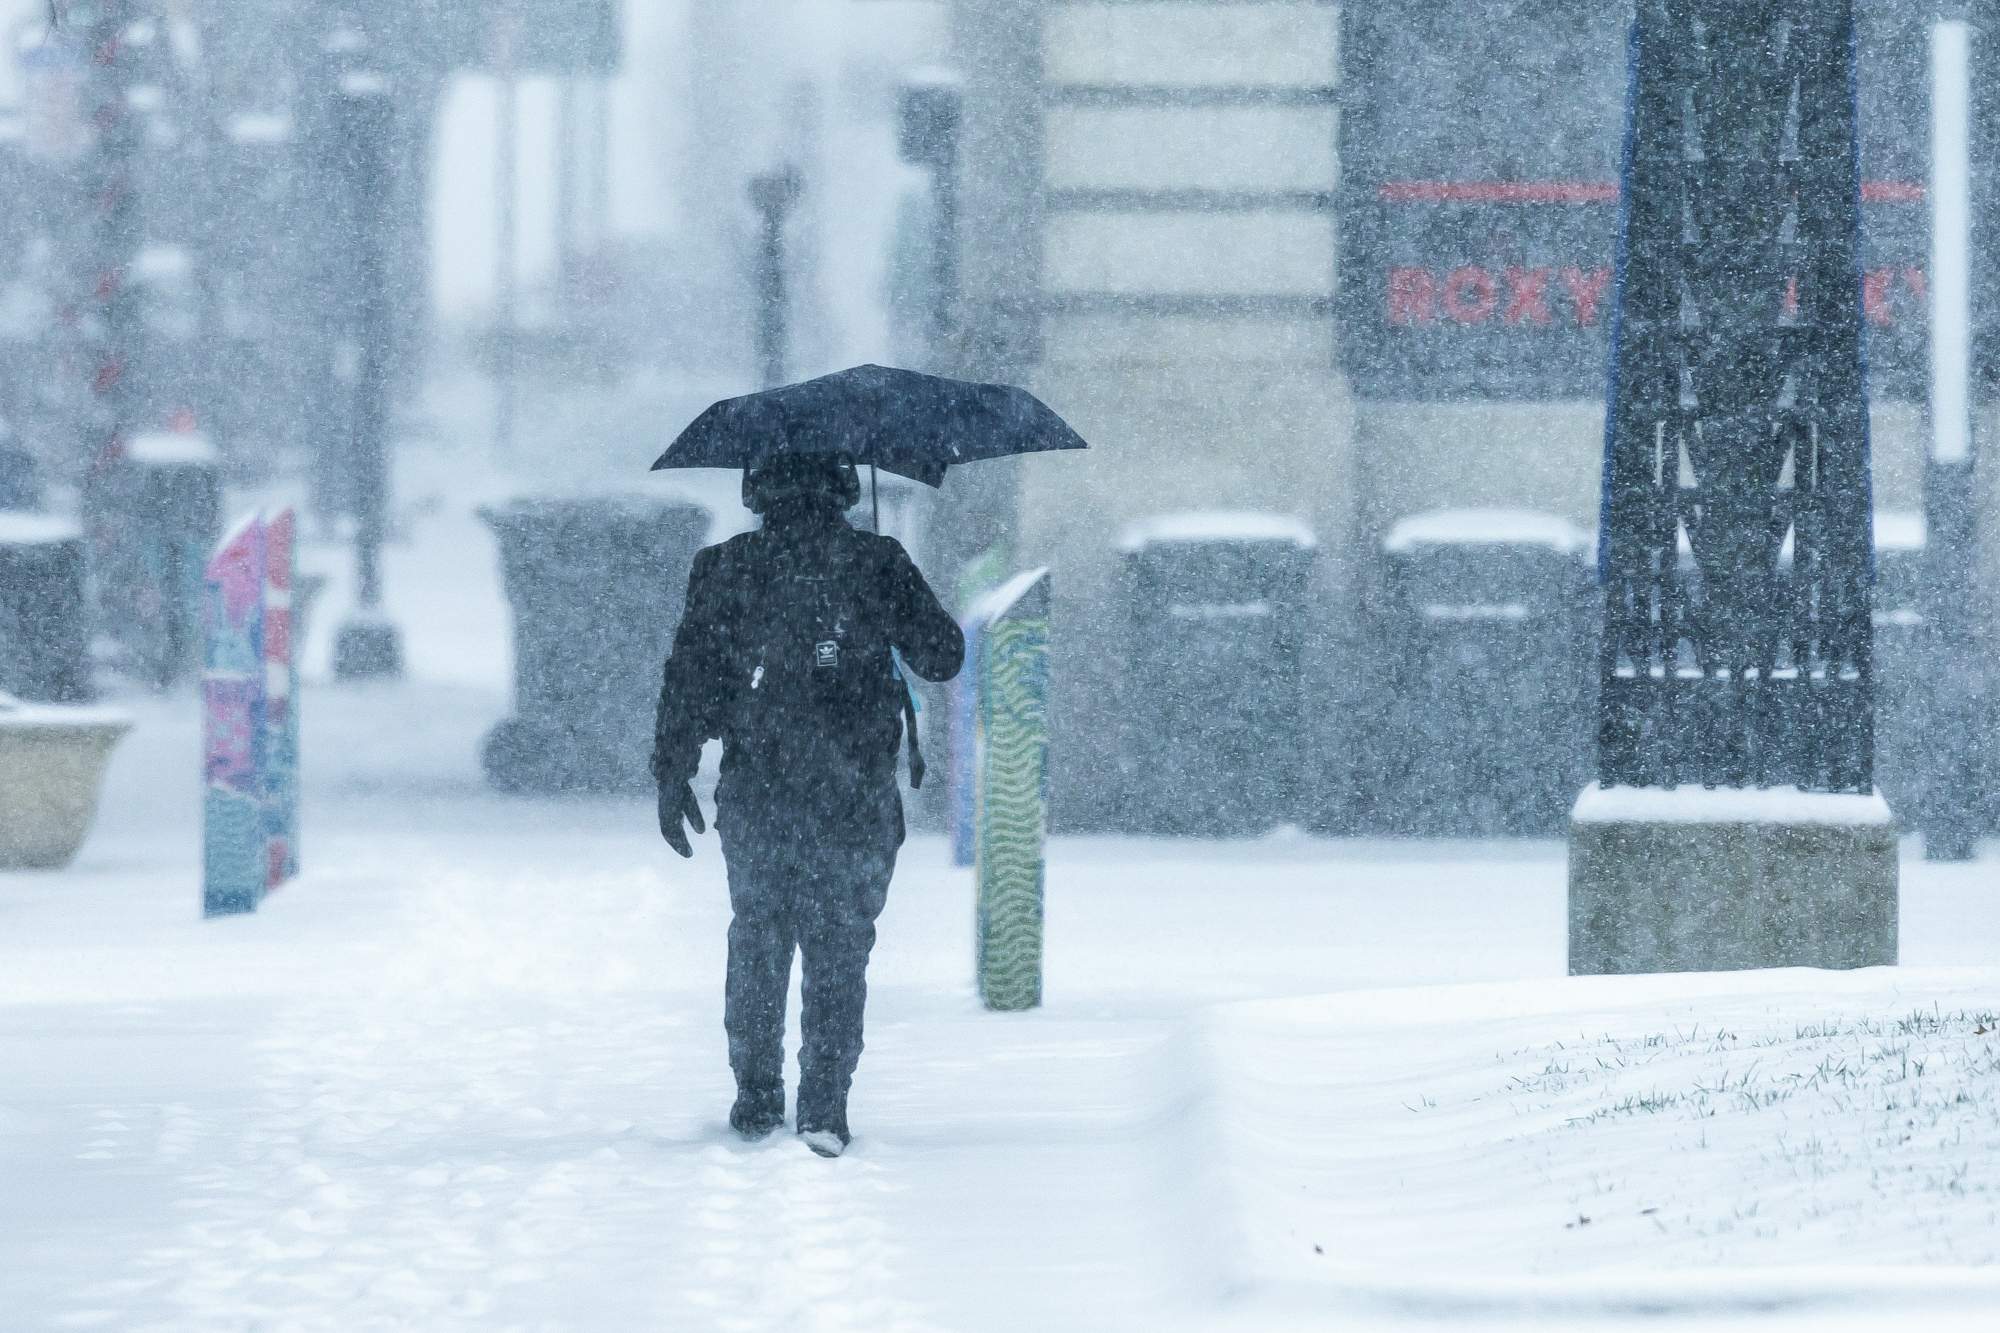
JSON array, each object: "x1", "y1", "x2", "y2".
[
  {"x1": 1377, "y1": 509, "x2": 1594, "y2": 836},
  {"x1": 481, "y1": 493, "x2": 713, "y2": 792},
  {"x1": 1115, "y1": 513, "x2": 1317, "y2": 836},
  {"x1": 99, "y1": 432, "x2": 222, "y2": 687},
  {"x1": 0, "y1": 512, "x2": 91, "y2": 703}
]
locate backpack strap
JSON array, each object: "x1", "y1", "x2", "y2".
[
  {"x1": 891, "y1": 649, "x2": 926, "y2": 790},
  {"x1": 903, "y1": 685, "x2": 926, "y2": 790}
]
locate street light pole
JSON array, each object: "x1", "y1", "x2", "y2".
[
  {"x1": 76, "y1": 0, "x2": 139, "y2": 583},
  {"x1": 79, "y1": 0, "x2": 137, "y2": 463},
  {"x1": 331, "y1": 73, "x2": 404, "y2": 680},
  {"x1": 749, "y1": 166, "x2": 801, "y2": 388},
  {"x1": 1923, "y1": 17, "x2": 1981, "y2": 861},
  {"x1": 897, "y1": 72, "x2": 963, "y2": 364},
  {"x1": 493, "y1": 24, "x2": 519, "y2": 461},
  {"x1": 588, "y1": 78, "x2": 611, "y2": 255},
  {"x1": 555, "y1": 77, "x2": 578, "y2": 301}
]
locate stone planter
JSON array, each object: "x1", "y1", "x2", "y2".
[{"x1": 0, "y1": 696, "x2": 133, "y2": 870}]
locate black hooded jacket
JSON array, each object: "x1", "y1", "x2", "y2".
[{"x1": 652, "y1": 510, "x2": 965, "y2": 846}]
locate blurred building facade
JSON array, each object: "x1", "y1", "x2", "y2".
[
  {"x1": 945, "y1": 0, "x2": 1352, "y2": 827},
  {"x1": 0, "y1": 0, "x2": 618, "y2": 492},
  {"x1": 943, "y1": 0, "x2": 2000, "y2": 833}
]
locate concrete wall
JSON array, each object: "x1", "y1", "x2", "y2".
[
  {"x1": 948, "y1": 0, "x2": 1353, "y2": 824},
  {"x1": 952, "y1": 0, "x2": 1347, "y2": 511}
]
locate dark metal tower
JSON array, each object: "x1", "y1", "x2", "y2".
[{"x1": 1598, "y1": 0, "x2": 1878, "y2": 794}]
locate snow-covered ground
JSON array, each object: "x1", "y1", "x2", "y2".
[
  {"x1": 5, "y1": 470, "x2": 2000, "y2": 1330},
  {"x1": 1208, "y1": 974, "x2": 2000, "y2": 1322}
]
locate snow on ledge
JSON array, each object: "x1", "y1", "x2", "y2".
[
  {"x1": 1384, "y1": 507, "x2": 1592, "y2": 555},
  {"x1": 127, "y1": 432, "x2": 218, "y2": 467},
  {"x1": 1573, "y1": 782, "x2": 1894, "y2": 827},
  {"x1": 0, "y1": 692, "x2": 131, "y2": 731},
  {"x1": 0, "y1": 512, "x2": 83, "y2": 545},
  {"x1": 1116, "y1": 511, "x2": 1317, "y2": 552}
]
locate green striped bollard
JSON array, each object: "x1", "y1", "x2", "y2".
[{"x1": 973, "y1": 569, "x2": 1051, "y2": 1011}]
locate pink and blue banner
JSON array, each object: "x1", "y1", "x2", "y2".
[
  {"x1": 202, "y1": 508, "x2": 299, "y2": 917},
  {"x1": 262, "y1": 508, "x2": 299, "y2": 887}
]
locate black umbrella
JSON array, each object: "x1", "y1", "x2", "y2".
[{"x1": 652, "y1": 364, "x2": 1088, "y2": 493}]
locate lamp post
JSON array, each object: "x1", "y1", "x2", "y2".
[
  {"x1": 77, "y1": 0, "x2": 137, "y2": 477},
  {"x1": 1923, "y1": 16, "x2": 1981, "y2": 861},
  {"x1": 74, "y1": 0, "x2": 139, "y2": 607},
  {"x1": 493, "y1": 19, "x2": 519, "y2": 461},
  {"x1": 555, "y1": 76, "x2": 578, "y2": 301},
  {"x1": 897, "y1": 69, "x2": 1008, "y2": 591},
  {"x1": 897, "y1": 72, "x2": 963, "y2": 364},
  {"x1": 330, "y1": 72, "x2": 404, "y2": 680},
  {"x1": 748, "y1": 166, "x2": 801, "y2": 388}
]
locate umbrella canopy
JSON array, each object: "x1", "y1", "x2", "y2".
[{"x1": 652, "y1": 364, "x2": 1087, "y2": 488}]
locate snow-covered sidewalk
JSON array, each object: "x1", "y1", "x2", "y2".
[{"x1": 6, "y1": 680, "x2": 2000, "y2": 1330}]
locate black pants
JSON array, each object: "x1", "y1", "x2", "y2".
[{"x1": 720, "y1": 828, "x2": 895, "y2": 1114}]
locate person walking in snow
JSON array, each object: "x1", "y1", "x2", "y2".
[{"x1": 652, "y1": 452, "x2": 964, "y2": 1157}]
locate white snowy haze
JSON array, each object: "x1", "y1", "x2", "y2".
[
  {"x1": 2, "y1": 2, "x2": 2000, "y2": 1331},
  {"x1": 426, "y1": 0, "x2": 943, "y2": 368}
]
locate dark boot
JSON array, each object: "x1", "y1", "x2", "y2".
[
  {"x1": 795, "y1": 1054, "x2": 848, "y2": 1156},
  {"x1": 795, "y1": 1102, "x2": 850, "y2": 1158},
  {"x1": 729, "y1": 1084, "x2": 786, "y2": 1141}
]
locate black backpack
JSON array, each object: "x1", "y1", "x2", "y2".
[{"x1": 725, "y1": 531, "x2": 926, "y2": 787}]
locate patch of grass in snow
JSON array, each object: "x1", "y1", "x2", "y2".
[{"x1": 1409, "y1": 1005, "x2": 2000, "y2": 1261}]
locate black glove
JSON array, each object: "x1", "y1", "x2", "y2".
[{"x1": 658, "y1": 781, "x2": 706, "y2": 858}]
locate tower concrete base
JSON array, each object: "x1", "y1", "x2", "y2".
[{"x1": 1568, "y1": 784, "x2": 1898, "y2": 975}]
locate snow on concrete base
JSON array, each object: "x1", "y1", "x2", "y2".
[
  {"x1": 1574, "y1": 783, "x2": 1895, "y2": 828},
  {"x1": 1569, "y1": 785, "x2": 1899, "y2": 974}
]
